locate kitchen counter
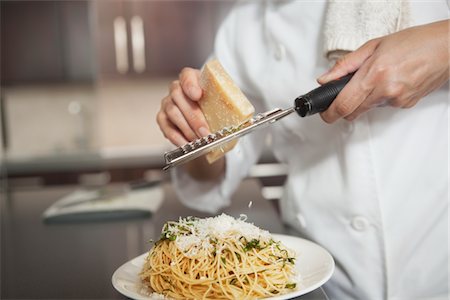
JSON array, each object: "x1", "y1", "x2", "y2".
[
  {"x1": 1, "y1": 179, "x2": 329, "y2": 299},
  {"x1": 2, "y1": 79, "x2": 172, "y2": 170}
]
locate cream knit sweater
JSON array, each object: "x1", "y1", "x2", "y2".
[{"x1": 323, "y1": 0, "x2": 410, "y2": 61}]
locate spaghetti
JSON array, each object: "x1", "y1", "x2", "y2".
[{"x1": 140, "y1": 214, "x2": 298, "y2": 300}]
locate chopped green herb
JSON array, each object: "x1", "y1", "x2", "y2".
[
  {"x1": 287, "y1": 257, "x2": 295, "y2": 264},
  {"x1": 285, "y1": 283, "x2": 297, "y2": 289},
  {"x1": 243, "y1": 239, "x2": 262, "y2": 252}
]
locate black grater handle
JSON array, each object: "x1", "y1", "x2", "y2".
[{"x1": 294, "y1": 73, "x2": 354, "y2": 117}]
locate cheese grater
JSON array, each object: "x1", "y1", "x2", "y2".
[{"x1": 163, "y1": 73, "x2": 354, "y2": 170}]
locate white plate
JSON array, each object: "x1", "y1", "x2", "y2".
[{"x1": 112, "y1": 234, "x2": 334, "y2": 300}]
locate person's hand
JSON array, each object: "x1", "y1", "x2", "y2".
[
  {"x1": 156, "y1": 67, "x2": 225, "y2": 180},
  {"x1": 157, "y1": 67, "x2": 210, "y2": 146},
  {"x1": 318, "y1": 20, "x2": 449, "y2": 123}
]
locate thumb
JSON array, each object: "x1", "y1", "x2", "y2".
[
  {"x1": 179, "y1": 67, "x2": 202, "y2": 100},
  {"x1": 318, "y1": 39, "x2": 380, "y2": 84}
]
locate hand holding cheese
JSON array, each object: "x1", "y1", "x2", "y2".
[
  {"x1": 157, "y1": 67, "x2": 209, "y2": 146},
  {"x1": 157, "y1": 60, "x2": 254, "y2": 179}
]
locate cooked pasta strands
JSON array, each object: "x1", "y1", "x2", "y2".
[{"x1": 140, "y1": 214, "x2": 298, "y2": 300}]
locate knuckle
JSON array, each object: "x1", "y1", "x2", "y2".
[
  {"x1": 389, "y1": 97, "x2": 405, "y2": 108},
  {"x1": 169, "y1": 80, "x2": 180, "y2": 91},
  {"x1": 170, "y1": 88, "x2": 182, "y2": 101},
  {"x1": 384, "y1": 83, "x2": 404, "y2": 99},
  {"x1": 359, "y1": 80, "x2": 373, "y2": 94},
  {"x1": 169, "y1": 86, "x2": 180, "y2": 100},
  {"x1": 372, "y1": 64, "x2": 389, "y2": 78},
  {"x1": 156, "y1": 111, "x2": 163, "y2": 124},
  {"x1": 161, "y1": 96, "x2": 169, "y2": 107},
  {"x1": 162, "y1": 96, "x2": 174, "y2": 110},
  {"x1": 335, "y1": 101, "x2": 353, "y2": 116},
  {"x1": 320, "y1": 112, "x2": 334, "y2": 124},
  {"x1": 166, "y1": 103, "x2": 178, "y2": 117},
  {"x1": 179, "y1": 67, "x2": 193, "y2": 82},
  {"x1": 334, "y1": 56, "x2": 348, "y2": 69},
  {"x1": 180, "y1": 67, "x2": 191, "y2": 76}
]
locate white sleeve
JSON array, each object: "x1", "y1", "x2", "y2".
[
  {"x1": 171, "y1": 127, "x2": 268, "y2": 213},
  {"x1": 170, "y1": 4, "x2": 268, "y2": 213}
]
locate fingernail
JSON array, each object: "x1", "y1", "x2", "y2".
[
  {"x1": 317, "y1": 71, "x2": 330, "y2": 83},
  {"x1": 198, "y1": 126, "x2": 210, "y2": 137}
]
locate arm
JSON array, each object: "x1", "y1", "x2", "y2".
[
  {"x1": 318, "y1": 20, "x2": 449, "y2": 123},
  {"x1": 160, "y1": 67, "x2": 268, "y2": 213},
  {"x1": 156, "y1": 4, "x2": 268, "y2": 213}
]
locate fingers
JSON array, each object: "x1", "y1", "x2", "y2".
[
  {"x1": 156, "y1": 108, "x2": 188, "y2": 147},
  {"x1": 320, "y1": 66, "x2": 374, "y2": 123},
  {"x1": 179, "y1": 67, "x2": 202, "y2": 100},
  {"x1": 162, "y1": 96, "x2": 198, "y2": 142},
  {"x1": 318, "y1": 39, "x2": 380, "y2": 84},
  {"x1": 170, "y1": 80, "x2": 210, "y2": 137},
  {"x1": 344, "y1": 88, "x2": 383, "y2": 121},
  {"x1": 334, "y1": 82, "x2": 419, "y2": 122},
  {"x1": 317, "y1": 46, "x2": 377, "y2": 123},
  {"x1": 157, "y1": 68, "x2": 210, "y2": 147}
]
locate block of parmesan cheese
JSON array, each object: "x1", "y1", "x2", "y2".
[{"x1": 199, "y1": 59, "x2": 255, "y2": 164}]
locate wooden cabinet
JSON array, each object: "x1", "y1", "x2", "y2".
[
  {"x1": 93, "y1": 0, "x2": 235, "y2": 79},
  {"x1": 0, "y1": 1, "x2": 94, "y2": 85},
  {"x1": 1, "y1": 0, "x2": 234, "y2": 84}
]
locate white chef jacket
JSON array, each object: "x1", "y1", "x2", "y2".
[{"x1": 171, "y1": 1, "x2": 449, "y2": 299}]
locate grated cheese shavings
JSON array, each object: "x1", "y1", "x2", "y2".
[{"x1": 160, "y1": 214, "x2": 271, "y2": 257}]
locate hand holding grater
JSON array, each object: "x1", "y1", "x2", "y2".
[{"x1": 163, "y1": 73, "x2": 354, "y2": 170}]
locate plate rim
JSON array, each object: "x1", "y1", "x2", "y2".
[{"x1": 112, "y1": 233, "x2": 335, "y2": 300}]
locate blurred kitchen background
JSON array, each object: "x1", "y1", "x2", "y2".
[
  {"x1": 1, "y1": 0, "x2": 242, "y2": 186},
  {"x1": 1, "y1": 4, "x2": 295, "y2": 298}
]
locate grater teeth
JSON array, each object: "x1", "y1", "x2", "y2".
[
  {"x1": 164, "y1": 107, "x2": 295, "y2": 170},
  {"x1": 181, "y1": 142, "x2": 193, "y2": 153},
  {"x1": 194, "y1": 139, "x2": 203, "y2": 147},
  {"x1": 254, "y1": 113, "x2": 264, "y2": 121},
  {"x1": 185, "y1": 126, "x2": 239, "y2": 151}
]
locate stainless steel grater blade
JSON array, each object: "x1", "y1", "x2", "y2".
[
  {"x1": 163, "y1": 107, "x2": 295, "y2": 170},
  {"x1": 162, "y1": 72, "x2": 355, "y2": 170}
]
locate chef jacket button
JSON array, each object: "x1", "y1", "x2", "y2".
[
  {"x1": 274, "y1": 43, "x2": 286, "y2": 61},
  {"x1": 351, "y1": 216, "x2": 370, "y2": 231}
]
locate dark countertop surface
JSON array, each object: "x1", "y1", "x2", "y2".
[{"x1": 1, "y1": 179, "x2": 329, "y2": 300}]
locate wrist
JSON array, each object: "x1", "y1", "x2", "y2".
[{"x1": 183, "y1": 156, "x2": 226, "y2": 181}]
